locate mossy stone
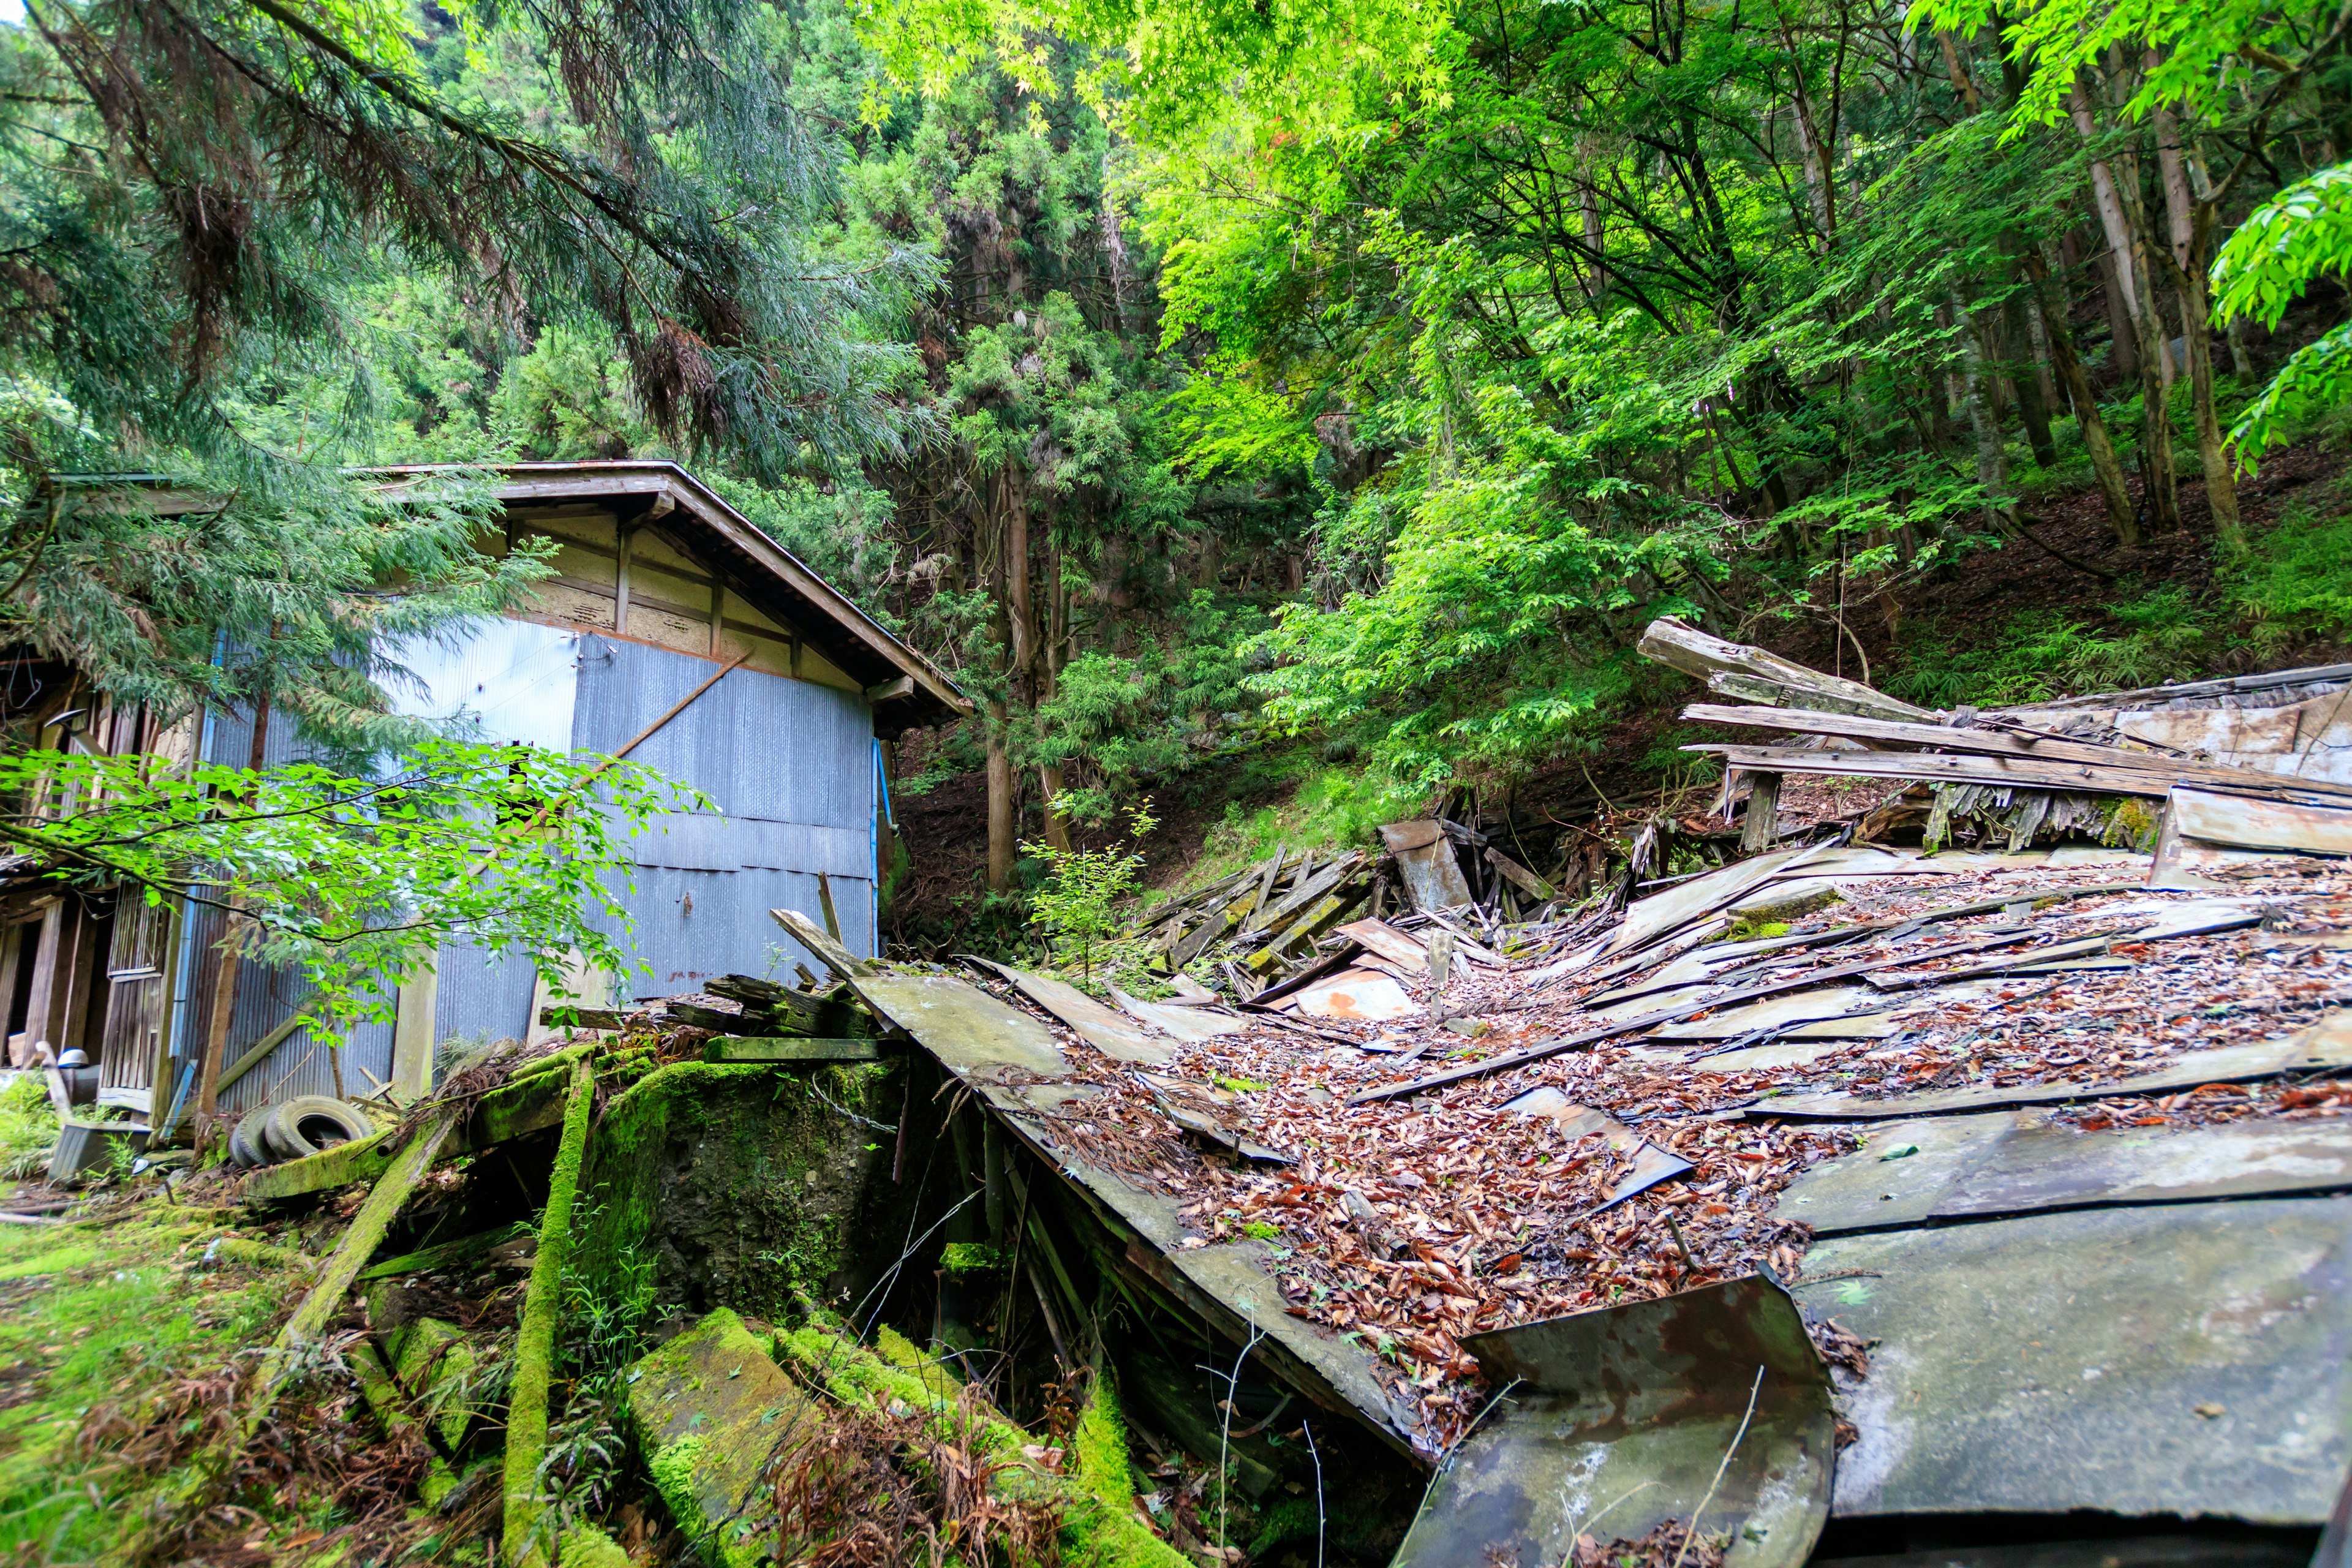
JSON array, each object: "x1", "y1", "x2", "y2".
[
  {"x1": 573, "y1": 1060, "x2": 914, "y2": 1321},
  {"x1": 624, "y1": 1308, "x2": 814, "y2": 1568}
]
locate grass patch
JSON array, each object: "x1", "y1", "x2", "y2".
[{"x1": 0, "y1": 1207, "x2": 278, "y2": 1564}]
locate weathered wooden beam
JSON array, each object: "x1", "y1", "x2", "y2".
[
  {"x1": 1640, "y1": 616, "x2": 1932, "y2": 720},
  {"x1": 1485, "y1": 847, "x2": 1557, "y2": 902},
  {"x1": 1682, "y1": 702, "x2": 2352, "y2": 800},
  {"x1": 252, "y1": 1104, "x2": 464, "y2": 1420},
  {"x1": 503, "y1": 1060, "x2": 595, "y2": 1567},
  {"x1": 1740, "y1": 771, "x2": 1782, "y2": 853},
  {"x1": 771, "y1": 906, "x2": 876, "y2": 979}
]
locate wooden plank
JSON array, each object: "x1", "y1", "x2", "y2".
[
  {"x1": 1243, "y1": 886, "x2": 1368, "y2": 972},
  {"x1": 1171, "y1": 881, "x2": 1266, "y2": 968},
  {"x1": 1999, "y1": 662, "x2": 2352, "y2": 714},
  {"x1": 771, "y1": 906, "x2": 875, "y2": 979},
  {"x1": 1485, "y1": 847, "x2": 1558, "y2": 902},
  {"x1": 1689, "y1": 744, "x2": 2184, "y2": 797},
  {"x1": 252, "y1": 1103, "x2": 464, "y2": 1424},
  {"x1": 1683, "y1": 703, "x2": 2352, "y2": 801},
  {"x1": 2171, "y1": 786, "x2": 2352, "y2": 858},
  {"x1": 213, "y1": 1015, "x2": 303, "y2": 1098},
  {"x1": 702, "y1": 1036, "x2": 883, "y2": 1063}
]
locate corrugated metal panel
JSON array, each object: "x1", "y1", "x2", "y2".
[
  {"x1": 571, "y1": 636, "x2": 872, "y2": 826},
  {"x1": 595, "y1": 866, "x2": 873, "y2": 994},
  {"x1": 433, "y1": 938, "x2": 540, "y2": 1050},
  {"x1": 562, "y1": 635, "x2": 878, "y2": 996},
  {"x1": 214, "y1": 964, "x2": 396, "y2": 1117},
  {"x1": 626, "y1": 813, "x2": 868, "y2": 875}
]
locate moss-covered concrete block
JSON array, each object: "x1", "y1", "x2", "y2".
[
  {"x1": 573, "y1": 1060, "x2": 917, "y2": 1319},
  {"x1": 624, "y1": 1308, "x2": 815, "y2": 1568}
]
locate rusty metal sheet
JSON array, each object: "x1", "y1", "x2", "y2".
[
  {"x1": 1111, "y1": 987, "x2": 1245, "y2": 1042},
  {"x1": 1288, "y1": 967, "x2": 1417, "y2": 1022},
  {"x1": 1763, "y1": 1011, "x2": 2352, "y2": 1120},
  {"x1": 1782, "y1": 1114, "x2": 2352, "y2": 1235},
  {"x1": 1807, "y1": 1196, "x2": 2352, "y2": 1523},
  {"x1": 966, "y1": 960, "x2": 1176, "y2": 1065},
  {"x1": 1393, "y1": 1273, "x2": 1834, "y2": 1568},
  {"x1": 1501, "y1": 1086, "x2": 1692, "y2": 1205},
  {"x1": 1380, "y1": 820, "x2": 1476, "y2": 911},
  {"x1": 849, "y1": 971, "x2": 1068, "y2": 1081},
  {"x1": 1333, "y1": 918, "x2": 1430, "y2": 974}
]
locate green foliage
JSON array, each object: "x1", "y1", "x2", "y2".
[
  {"x1": 1023, "y1": 800, "x2": 1158, "y2": 977},
  {"x1": 2214, "y1": 164, "x2": 2352, "y2": 467},
  {"x1": 0, "y1": 739, "x2": 695, "y2": 1038},
  {"x1": 0, "y1": 1074, "x2": 56, "y2": 1180},
  {"x1": 939, "y1": 1242, "x2": 1005, "y2": 1275},
  {"x1": 1035, "y1": 594, "x2": 1271, "y2": 824}
]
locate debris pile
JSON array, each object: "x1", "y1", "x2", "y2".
[{"x1": 851, "y1": 622, "x2": 2352, "y2": 1565}]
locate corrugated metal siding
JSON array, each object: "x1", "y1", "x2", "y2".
[
  {"x1": 612, "y1": 866, "x2": 874, "y2": 995},
  {"x1": 172, "y1": 624, "x2": 879, "y2": 1104},
  {"x1": 214, "y1": 973, "x2": 395, "y2": 1118},
  {"x1": 433, "y1": 938, "x2": 540, "y2": 1051},
  {"x1": 569, "y1": 635, "x2": 876, "y2": 991},
  {"x1": 182, "y1": 697, "x2": 395, "y2": 1117}
]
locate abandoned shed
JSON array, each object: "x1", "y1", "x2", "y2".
[{"x1": 0, "y1": 459, "x2": 967, "y2": 1137}]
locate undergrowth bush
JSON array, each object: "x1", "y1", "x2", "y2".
[
  {"x1": 1886, "y1": 586, "x2": 2227, "y2": 707},
  {"x1": 0, "y1": 1072, "x2": 56, "y2": 1178},
  {"x1": 2225, "y1": 496, "x2": 2352, "y2": 644}
]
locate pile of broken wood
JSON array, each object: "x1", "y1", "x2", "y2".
[
  {"x1": 546, "y1": 908, "x2": 894, "y2": 1063},
  {"x1": 1649, "y1": 616, "x2": 2352, "y2": 861},
  {"x1": 1123, "y1": 828, "x2": 1572, "y2": 1001}
]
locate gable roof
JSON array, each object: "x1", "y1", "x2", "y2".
[{"x1": 375, "y1": 461, "x2": 970, "y2": 734}]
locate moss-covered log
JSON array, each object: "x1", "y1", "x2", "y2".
[
  {"x1": 503, "y1": 1057, "x2": 595, "y2": 1568},
  {"x1": 771, "y1": 1316, "x2": 1189, "y2": 1568}
]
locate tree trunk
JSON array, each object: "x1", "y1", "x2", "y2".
[
  {"x1": 2153, "y1": 100, "x2": 2243, "y2": 542},
  {"x1": 986, "y1": 699, "x2": 1014, "y2": 892},
  {"x1": 2071, "y1": 96, "x2": 2177, "y2": 524},
  {"x1": 2002, "y1": 287, "x2": 2059, "y2": 467},
  {"x1": 1952, "y1": 291, "x2": 2017, "y2": 529},
  {"x1": 2097, "y1": 251, "x2": 2142, "y2": 385},
  {"x1": 2023, "y1": 244, "x2": 2140, "y2": 544}
]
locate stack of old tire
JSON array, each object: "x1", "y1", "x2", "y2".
[{"x1": 228, "y1": 1095, "x2": 376, "y2": 1168}]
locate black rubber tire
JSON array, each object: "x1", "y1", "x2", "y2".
[
  {"x1": 230, "y1": 1105, "x2": 276, "y2": 1169},
  {"x1": 266, "y1": 1096, "x2": 372, "y2": 1160}
]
